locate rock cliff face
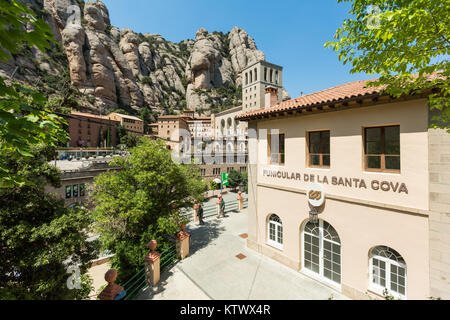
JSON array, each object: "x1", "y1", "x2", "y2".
[{"x1": 1, "y1": 0, "x2": 288, "y2": 116}]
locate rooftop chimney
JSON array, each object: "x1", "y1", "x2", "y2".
[{"x1": 265, "y1": 86, "x2": 278, "y2": 108}]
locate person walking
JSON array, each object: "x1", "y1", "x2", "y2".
[
  {"x1": 198, "y1": 203, "x2": 205, "y2": 225},
  {"x1": 219, "y1": 194, "x2": 226, "y2": 218}
]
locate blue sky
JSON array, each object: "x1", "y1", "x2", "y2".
[{"x1": 102, "y1": 0, "x2": 378, "y2": 98}]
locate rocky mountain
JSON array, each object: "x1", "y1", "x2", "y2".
[{"x1": 0, "y1": 0, "x2": 289, "y2": 117}]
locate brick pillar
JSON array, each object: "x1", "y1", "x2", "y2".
[
  {"x1": 193, "y1": 201, "x2": 199, "y2": 223},
  {"x1": 98, "y1": 269, "x2": 125, "y2": 300},
  {"x1": 237, "y1": 191, "x2": 244, "y2": 211},
  {"x1": 144, "y1": 240, "x2": 161, "y2": 286},
  {"x1": 176, "y1": 224, "x2": 191, "y2": 260}
]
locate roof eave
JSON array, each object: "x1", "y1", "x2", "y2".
[{"x1": 236, "y1": 92, "x2": 388, "y2": 121}]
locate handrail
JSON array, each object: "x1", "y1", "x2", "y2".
[
  {"x1": 180, "y1": 197, "x2": 248, "y2": 221},
  {"x1": 160, "y1": 243, "x2": 178, "y2": 274},
  {"x1": 120, "y1": 267, "x2": 147, "y2": 301},
  {"x1": 111, "y1": 197, "x2": 248, "y2": 300}
]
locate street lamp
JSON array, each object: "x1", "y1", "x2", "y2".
[{"x1": 309, "y1": 207, "x2": 319, "y2": 224}]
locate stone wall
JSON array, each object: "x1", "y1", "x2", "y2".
[{"x1": 428, "y1": 128, "x2": 450, "y2": 299}]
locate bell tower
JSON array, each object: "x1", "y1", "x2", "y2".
[{"x1": 241, "y1": 61, "x2": 284, "y2": 112}]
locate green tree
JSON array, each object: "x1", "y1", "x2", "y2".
[
  {"x1": 0, "y1": 0, "x2": 68, "y2": 187},
  {"x1": 91, "y1": 138, "x2": 207, "y2": 281},
  {"x1": 118, "y1": 125, "x2": 138, "y2": 149},
  {"x1": 325, "y1": 0, "x2": 450, "y2": 130},
  {"x1": 228, "y1": 169, "x2": 243, "y2": 190},
  {"x1": 241, "y1": 171, "x2": 248, "y2": 194},
  {"x1": 0, "y1": 144, "x2": 98, "y2": 300},
  {"x1": 209, "y1": 179, "x2": 219, "y2": 191},
  {"x1": 121, "y1": 133, "x2": 138, "y2": 149},
  {"x1": 139, "y1": 107, "x2": 153, "y2": 134}
]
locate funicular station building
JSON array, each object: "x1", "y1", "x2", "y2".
[{"x1": 237, "y1": 77, "x2": 450, "y2": 300}]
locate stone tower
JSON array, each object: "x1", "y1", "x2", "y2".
[{"x1": 241, "y1": 61, "x2": 284, "y2": 112}]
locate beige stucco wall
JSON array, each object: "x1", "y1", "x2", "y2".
[
  {"x1": 253, "y1": 186, "x2": 429, "y2": 300},
  {"x1": 247, "y1": 98, "x2": 433, "y2": 299},
  {"x1": 256, "y1": 99, "x2": 430, "y2": 210}
]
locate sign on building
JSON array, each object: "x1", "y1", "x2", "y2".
[{"x1": 307, "y1": 183, "x2": 326, "y2": 207}]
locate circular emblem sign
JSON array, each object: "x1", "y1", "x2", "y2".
[{"x1": 307, "y1": 183, "x2": 326, "y2": 207}]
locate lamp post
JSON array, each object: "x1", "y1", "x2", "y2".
[{"x1": 309, "y1": 207, "x2": 319, "y2": 224}]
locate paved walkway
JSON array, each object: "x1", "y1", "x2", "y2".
[{"x1": 139, "y1": 201, "x2": 350, "y2": 300}]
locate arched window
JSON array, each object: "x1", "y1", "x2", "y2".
[
  {"x1": 369, "y1": 246, "x2": 407, "y2": 299},
  {"x1": 267, "y1": 214, "x2": 283, "y2": 249},
  {"x1": 227, "y1": 118, "x2": 233, "y2": 135},
  {"x1": 254, "y1": 68, "x2": 258, "y2": 81},
  {"x1": 250, "y1": 70, "x2": 253, "y2": 83},
  {"x1": 214, "y1": 143, "x2": 221, "y2": 153},
  {"x1": 227, "y1": 142, "x2": 234, "y2": 153},
  {"x1": 245, "y1": 73, "x2": 248, "y2": 85},
  {"x1": 303, "y1": 220, "x2": 341, "y2": 285}
]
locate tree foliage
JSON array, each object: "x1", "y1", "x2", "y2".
[
  {"x1": 325, "y1": 0, "x2": 450, "y2": 129},
  {"x1": 139, "y1": 107, "x2": 154, "y2": 134},
  {"x1": 228, "y1": 169, "x2": 248, "y2": 192},
  {"x1": 0, "y1": 0, "x2": 68, "y2": 187},
  {"x1": 0, "y1": 144, "x2": 98, "y2": 300},
  {"x1": 91, "y1": 138, "x2": 207, "y2": 281}
]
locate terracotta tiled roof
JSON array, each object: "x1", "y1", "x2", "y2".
[
  {"x1": 238, "y1": 72, "x2": 447, "y2": 121},
  {"x1": 236, "y1": 79, "x2": 386, "y2": 120},
  {"x1": 158, "y1": 115, "x2": 189, "y2": 120},
  {"x1": 109, "y1": 113, "x2": 142, "y2": 121},
  {"x1": 70, "y1": 111, "x2": 118, "y2": 121},
  {"x1": 214, "y1": 105, "x2": 243, "y2": 116}
]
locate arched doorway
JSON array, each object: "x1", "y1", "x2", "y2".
[{"x1": 302, "y1": 220, "x2": 341, "y2": 286}]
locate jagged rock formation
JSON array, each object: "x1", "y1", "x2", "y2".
[{"x1": 1, "y1": 0, "x2": 289, "y2": 116}]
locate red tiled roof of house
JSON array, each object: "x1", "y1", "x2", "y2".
[
  {"x1": 237, "y1": 79, "x2": 385, "y2": 120},
  {"x1": 109, "y1": 112, "x2": 142, "y2": 122},
  {"x1": 70, "y1": 111, "x2": 120, "y2": 122},
  {"x1": 237, "y1": 72, "x2": 446, "y2": 121},
  {"x1": 214, "y1": 105, "x2": 243, "y2": 116},
  {"x1": 158, "y1": 115, "x2": 190, "y2": 120}
]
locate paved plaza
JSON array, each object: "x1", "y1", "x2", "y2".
[{"x1": 139, "y1": 194, "x2": 350, "y2": 300}]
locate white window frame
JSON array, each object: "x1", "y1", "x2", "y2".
[
  {"x1": 369, "y1": 251, "x2": 407, "y2": 300},
  {"x1": 267, "y1": 215, "x2": 283, "y2": 250},
  {"x1": 301, "y1": 220, "x2": 342, "y2": 290}
]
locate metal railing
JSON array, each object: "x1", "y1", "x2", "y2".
[
  {"x1": 121, "y1": 267, "x2": 147, "y2": 300},
  {"x1": 160, "y1": 243, "x2": 178, "y2": 274},
  {"x1": 117, "y1": 243, "x2": 179, "y2": 300},
  {"x1": 179, "y1": 197, "x2": 248, "y2": 222},
  {"x1": 113, "y1": 198, "x2": 248, "y2": 300}
]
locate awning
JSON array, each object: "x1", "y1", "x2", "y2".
[{"x1": 213, "y1": 178, "x2": 221, "y2": 184}]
